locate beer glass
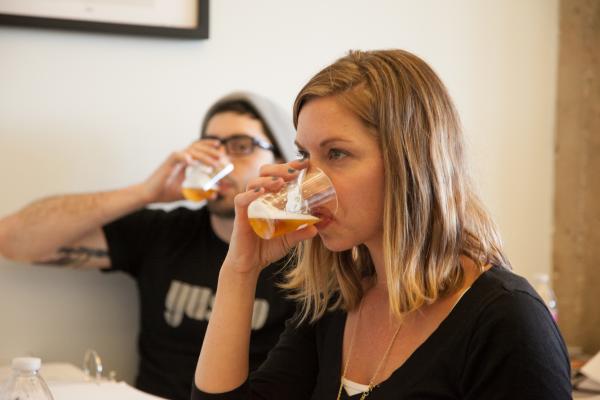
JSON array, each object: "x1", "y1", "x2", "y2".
[
  {"x1": 248, "y1": 167, "x2": 337, "y2": 239},
  {"x1": 181, "y1": 161, "x2": 234, "y2": 202}
]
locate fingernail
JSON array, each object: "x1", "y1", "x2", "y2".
[
  {"x1": 254, "y1": 187, "x2": 261, "y2": 192},
  {"x1": 288, "y1": 168, "x2": 296, "y2": 173}
]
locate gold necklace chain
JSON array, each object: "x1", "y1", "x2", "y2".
[{"x1": 336, "y1": 299, "x2": 402, "y2": 400}]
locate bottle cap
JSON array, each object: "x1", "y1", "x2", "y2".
[{"x1": 11, "y1": 357, "x2": 42, "y2": 372}]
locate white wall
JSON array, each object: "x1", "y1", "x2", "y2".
[{"x1": 0, "y1": 0, "x2": 559, "y2": 384}]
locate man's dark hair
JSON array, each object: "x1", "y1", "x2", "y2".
[{"x1": 200, "y1": 100, "x2": 282, "y2": 159}]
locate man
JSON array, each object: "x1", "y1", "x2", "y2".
[{"x1": 0, "y1": 92, "x2": 297, "y2": 400}]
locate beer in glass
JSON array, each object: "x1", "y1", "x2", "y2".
[
  {"x1": 181, "y1": 161, "x2": 233, "y2": 202},
  {"x1": 247, "y1": 167, "x2": 337, "y2": 239}
]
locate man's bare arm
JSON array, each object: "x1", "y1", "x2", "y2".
[
  {"x1": 0, "y1": 186, "x2": 148, "y2": 268},
  {"x1": 0, "y1": 146, "x2": 209, "y2": 268},
  {"x1": 33, "y1": 228, "x2": 111, "y2": 269}
]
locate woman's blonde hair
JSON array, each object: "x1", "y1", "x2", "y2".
[{"x1": 283, "y1": 49, "x2": 510, "y2": 323}]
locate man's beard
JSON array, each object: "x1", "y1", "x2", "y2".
[{"x1": 206, "y1": 193, "x2": 235, "y2": 218}]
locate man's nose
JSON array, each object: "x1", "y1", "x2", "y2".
[
  {"x1": 216, "y1": 144, "x2": 227, "y2": 155},
  {"x1": 216, "y1": 146, "x2": 232, "y2": 164}
]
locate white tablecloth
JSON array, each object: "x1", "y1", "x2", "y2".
[{"x1": 0, "y1": 362, "x2": 165, "y2": 400}]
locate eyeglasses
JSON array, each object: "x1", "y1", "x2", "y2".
[{"x1": 201, "y1": 134, "x2": 275, "y2": 156}]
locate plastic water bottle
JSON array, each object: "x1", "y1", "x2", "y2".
[
  {"x1": 0, "y1": 357, "x2": 54, "y2": 400},
  {"x1": 533, "y1": 273, "x2": 559, "y2": 322}
]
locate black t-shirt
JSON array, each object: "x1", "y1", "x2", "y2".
[
  {"x1": 103, "y1": 206, "x2": 295, "y2": 400},
  {"x1": 192, "y1": 265, "x2": 572, "y2": 399}
]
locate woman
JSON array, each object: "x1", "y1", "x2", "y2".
[{"x1": 192, "y1": 50, "x2": 571, "y2": 399}]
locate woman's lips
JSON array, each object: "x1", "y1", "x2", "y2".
[
  {"x1": 312, "y1": 208, "x2": 334, "y2": 230},
  {"x1": 315, "y1": 217, "x2": 333, "y2": 230}
]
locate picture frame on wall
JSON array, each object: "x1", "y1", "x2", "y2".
[{"x1": 0, "y1": 0, "x2": 209, "y2": 39}]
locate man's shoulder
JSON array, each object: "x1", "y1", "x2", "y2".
[
  {"x1": 129, "y1": 204, "x2": 209, "y2": 227},
  {"x1": 104, "y1": 204, "x2": 209, "y2": 243},
  {"x1": 143, "y1": 203, "x2": 209, "y2": 218}
]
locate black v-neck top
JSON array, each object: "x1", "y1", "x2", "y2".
[{"x1": 192, "y1": 266, "x2": 572, "y2": 399}]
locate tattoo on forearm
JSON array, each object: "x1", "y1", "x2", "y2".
[{"x1": 35, "y1": 246, "x2": 109, "y2": 267}]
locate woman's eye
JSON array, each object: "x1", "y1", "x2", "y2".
[
  {"x1": 328, "y1": 149, "x2": 347, "y2": 160},
  {"x1": 296, "y1": 150, "x2": 309, "y2": 160}
]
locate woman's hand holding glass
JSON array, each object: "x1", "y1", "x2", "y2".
[{"x1": 224, "y1": 159, "x2": 318, "y2": 274}]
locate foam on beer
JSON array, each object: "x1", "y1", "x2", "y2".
[
  {"x1": 182, "y1": 164, "x2": 213, "y2": 189},
  {"x1": 248, "y1": 200, "x2": 319, "y2": 239},
  {"x1": 248, "y1": 200, "x2": 319, "y2": 222}
]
